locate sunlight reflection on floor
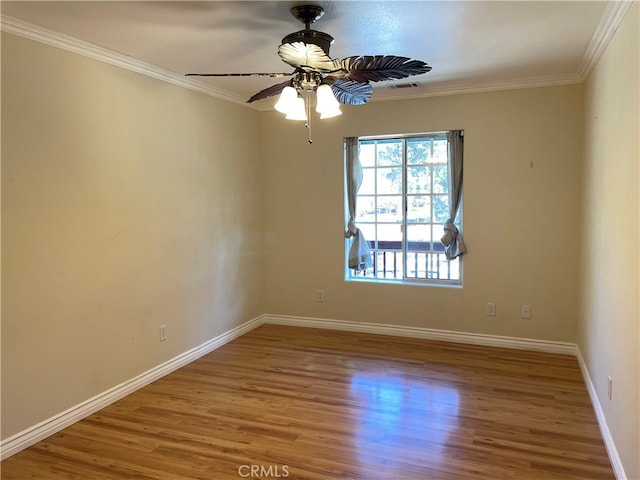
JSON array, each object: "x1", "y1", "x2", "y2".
[{"x1": 350, "y1": 372, "x2": 460, "y2": 468}]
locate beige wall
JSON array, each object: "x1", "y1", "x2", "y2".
[
  {"x1": 580, "y1": 4, "x2": 639, "y2": 479},
  {"x1": 261, "y1": 85, "x2": 584, "y2": 343},
  {"x1": 1, "y1": 33, "x2": 264, "y2": 438}
]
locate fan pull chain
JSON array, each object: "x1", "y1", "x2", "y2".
[{"x1": 305, "y1": 89, "x2": 312, "y2": 144}]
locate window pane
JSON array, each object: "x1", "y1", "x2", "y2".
[
  {"x1": 432, "y1": 165, "x2": 448, "y2": 193},
  {"x1": 377, "y1": 223, "x2": 402, "y2": 244},
  {"x1": 433, "y1": 138, "x2": 448, "y2": 163},
  {"x1": 377, "y1": 168, "x2": 402, "y2": 194},
  {"x1": 360, "y1": 168, "x2": 375, "y2": 195},
  {"x1": 407, "y1": 139, "x2": 431, "y2": 165},
  {"x1": 445, "y1": 256, "x2": 461, "y2": 280},
  {"x1": 359, "y1": 223, "x2": 376, "y2": 246},
  {"x1": 433, "y1": 195, "x2": 450, "y2": 223},
  {"x1": 356, "y1": 196, "x2": 376, "y2": 222},
  {"x1": 407, "y1": 196, "x2": 431, "y2": 223},
  {"x1": 375, "y1": 250, "x2": 403, "y2": 279},
  {"x1": 432, "y1": 224, "x2": 445, "y2": 251},
  {"x1": 376, "y1": 140, "x2": 402, "y2": 166},
  {"x1": 359, "y1": 142, "x2": 375, "y2": 167},
  {"x1": 432, "y1": 254, "x2": 460, "y2": 281},
  {"x1": 406, "y1": 224, "x2": 431, "y2": 252},
  {"x1": 406, "y1": 251, "x2": 431, "y2": 279},
  {"x1": 377, "y1": 196, "x2": 402, "y2": 222},
  {"x1": 407, "y1": 166, "x2": 431, "y2": 194}
]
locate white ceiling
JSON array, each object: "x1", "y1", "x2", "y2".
[{"x1": 1, "y1": 1, "x2": 621, "y2": 109}]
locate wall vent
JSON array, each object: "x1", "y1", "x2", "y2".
[{"x1": 389, "y1": 82, "x2": 420, "y2": 89}]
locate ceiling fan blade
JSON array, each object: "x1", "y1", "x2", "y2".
[
  {"x1": 336, "y1": 56, "x2": 432, "y2": 83},
  {"x1": 278, "y1": 42, "x2": 339, "y2": 73},
  {"x1": 247, "y1": 80, "x2": 292, "y2": 103},
  {"x1": 329, "y1": 80, "x2": 373, "y2": 106},
  {"x1": 186, "y1": 72, "x2": 292, "y2": 78}
]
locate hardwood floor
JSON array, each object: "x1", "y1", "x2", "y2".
[{"x1": 1, "y1": 324, "x2": 614, "y2": 479}]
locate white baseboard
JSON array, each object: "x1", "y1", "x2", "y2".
[
  {"x1": 0, "y1": 315, "x2": 263, "y2": 460},
  {"x1": 575, "y1": 348, "x2": 628, "y2": 480},
  {"x1": 2, "y1": 312, "x2": 626, "y2": 480},
  {"x1": 261, "y1": 314, "x2": 577, "y2": 355}
]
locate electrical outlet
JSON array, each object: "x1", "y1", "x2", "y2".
[
  {"x1": 520, "y1": 305, "x2": 531, "y2": 319},
  {"x1": 486, "y1": 302, "x2": 496, "y2": 316},
  {"x1": 316, "y1": 290, "x2": 325, "y2": 303},
  {"x1": 159, "y1": 324, "x2": 167, "y2": 342},
  {"x1": 607, "y1": 376, "x2": 612, "y2": 400}
]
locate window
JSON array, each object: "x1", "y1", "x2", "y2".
[{"x1": 345, "y1": 133, "x2": 462, "y2": 285}]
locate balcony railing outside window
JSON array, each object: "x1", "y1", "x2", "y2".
[{"x1": 351, "y1": 241, "x2": 460, "y2": 282}]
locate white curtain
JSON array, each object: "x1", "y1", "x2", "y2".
[
  {"x1": 344, "y1": 137, "x2": 372, "y2": 270},
  {"x1": 441, "y1": 130, "x2": 467, "y2": 260}
]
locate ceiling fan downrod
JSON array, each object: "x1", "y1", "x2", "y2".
[
  {"x1": 290, "y1": 4, "x2": 325, "y2": 28},
  {"x1": 281, "y1": 4, "x2": 334, "y2": 56}
]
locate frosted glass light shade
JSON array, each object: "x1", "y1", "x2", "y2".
[
  {"x1": 274, "y1": 86, "x2": 298, "y2": 114},
  {"x1": 315, "y1": 84, "x2": 342, "y2": 118},
  {"x1": 285, "y1": 97, "x2": 307, "y2": 121}
]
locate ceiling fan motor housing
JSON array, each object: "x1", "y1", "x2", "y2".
[{"x1": 281, "y1": 29, "x2": 335, "y2": 56}]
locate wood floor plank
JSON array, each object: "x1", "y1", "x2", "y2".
[{"x1": 1, "y1": 324, "x2": 614, "y2": 479}]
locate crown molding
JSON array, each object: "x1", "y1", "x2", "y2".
[
  {"x1": 0, "y1": 14, "x2": 257, "y2": 110},
  {"x1": 578, "y1": 0, "x2": 635, "y2": 80}
]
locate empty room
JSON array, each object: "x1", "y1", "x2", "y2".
[{"x1": 1, "y1": 1, "x2": 638, "y2": 479}]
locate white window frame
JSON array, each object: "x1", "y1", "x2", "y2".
[{"x1": 344, "y1": 132, "x2": 463, "y2": 287}]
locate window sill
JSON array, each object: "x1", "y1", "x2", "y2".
[{"x1": 345, "y1": 276, "x2": 463, "y2": 288}]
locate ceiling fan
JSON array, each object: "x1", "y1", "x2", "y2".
[{"x1": 186, "y1": 4, "x2": 432, "y2": 107}]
